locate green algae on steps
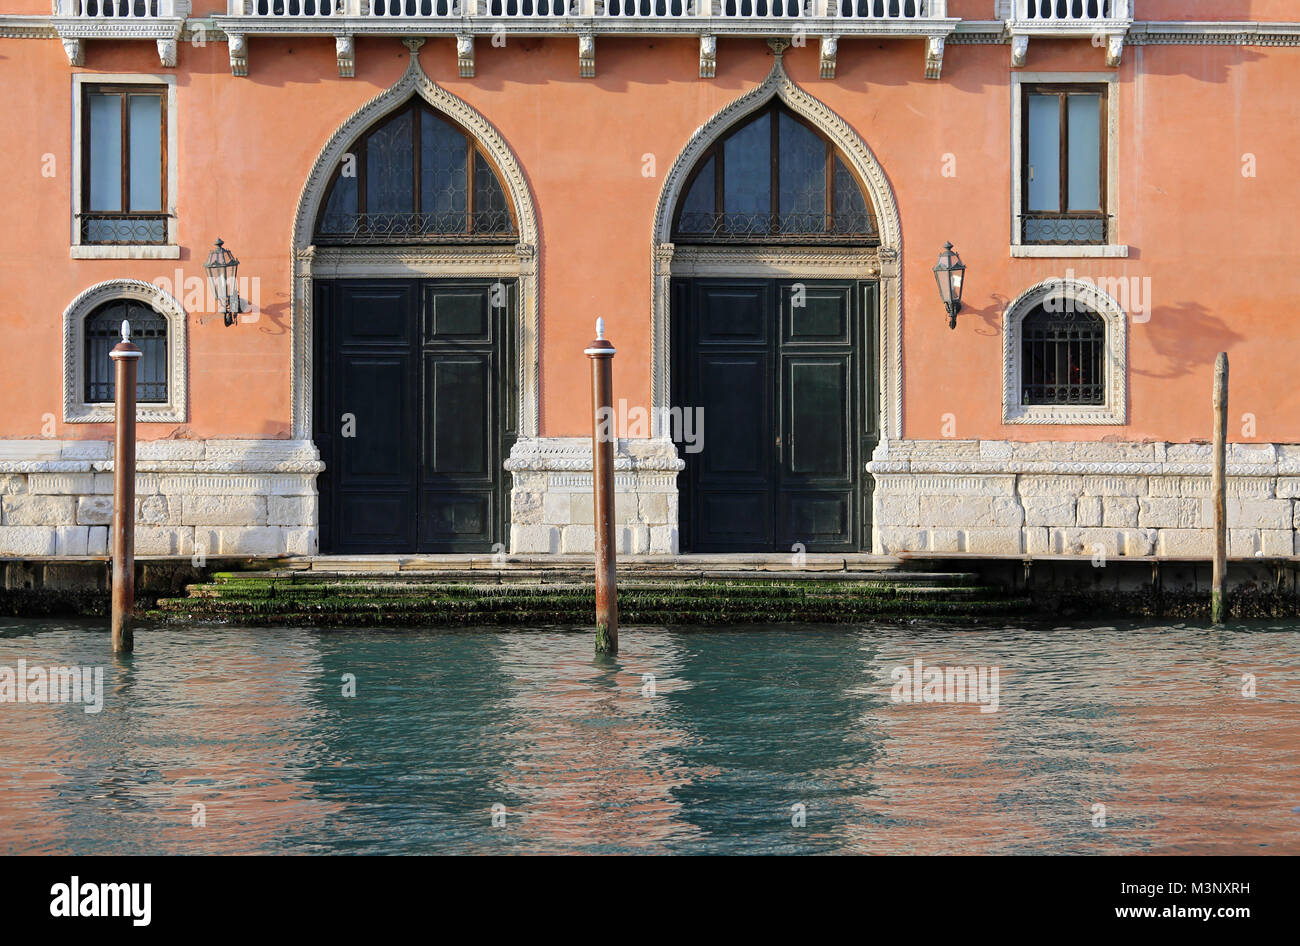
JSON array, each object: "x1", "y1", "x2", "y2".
[{"x1": 149, "y1": 573, "x2": 1033, "y2": 625}]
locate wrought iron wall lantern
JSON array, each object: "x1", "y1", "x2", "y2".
[
  {"x1": 203, "y1": 238, "x2": 243, "y2": 327},
  {"x1": 933, "y1": 242, "x2": 966, "y2": 330}
]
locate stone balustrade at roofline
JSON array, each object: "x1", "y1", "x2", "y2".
[{"x1": 26, "y1": 1, "x2": 1163, "y2": 76}]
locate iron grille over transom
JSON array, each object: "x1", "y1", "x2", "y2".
[
  {"x1": 84, "y1": 299, "x2": 168, "y2": 403},
  {"x1": 315, "y1": 99, "x2": 515, "y2": 244},
  {"x1": 673, "y1": 102, "x2": 877, "y2": 245},
  {"x1": 1020, "y1": 305, "x2": 1104, "y2": 406}
]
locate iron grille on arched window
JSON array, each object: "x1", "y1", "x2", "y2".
[
  {"x1": 315, "y1": 100, "x2": 515, "y2": 243},
  {"x1": 672, "y1": 102, "x2": 876, "y2": 244},
  {"x1": 1020, "y1": 305, "x2": 1105, "y2": 405},
  {"x1": 85, "y1": 299, "x2": 168, "y2": 403}
]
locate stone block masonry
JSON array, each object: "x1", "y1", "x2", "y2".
[
  {"x1": 869, "y1": 440, "x2": 1300, "y2": 558},
  {"x1": 505, "y1": 437, "x2": 683, "y2": 555},
  {"x1": 0, "y1": 440, "x2": 322, "y2": 558}
]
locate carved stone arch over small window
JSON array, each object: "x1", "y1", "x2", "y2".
[
  {"x1": 1002, "y1": 277, "x2": 1127, "y2": 425},
  {"x1": 63, "y1": 279, "x2": 188, "y2": 423},
  {"x1": 671, "y1": 101, "x2": 878, "y2": 244},
  {"x1": 314, "y1": 97, "x2": 517, "y2": 244}
]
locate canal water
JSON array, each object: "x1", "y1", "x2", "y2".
[{"x1": 1, "y1": 619, "x2": 1297, "y2": 855}]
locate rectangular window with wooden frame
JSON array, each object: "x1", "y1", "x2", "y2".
[
  {"x1": 1021, "y1": 84, "x2": 1107, "y2": 245},
  {"x1": 81, "y1": 84, "x2": 167, "y2": 245}
]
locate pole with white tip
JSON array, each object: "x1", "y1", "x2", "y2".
[
  {"x1": 110, "y1": 320, "x2": 141, "y2": 653},
  {"x1": 586, "y1": 318, "x2": 618, "y2": 654}
]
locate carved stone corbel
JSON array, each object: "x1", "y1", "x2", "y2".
[
  {"x1": 228, "y1": 32, "x2": 247, "y2": 77},
  {"x1": 924, "y1": 35, "x2": 944, "y2": 79},
  {"x1": 336, "y1": 35, "x2": 354, "y2": 78},
  {"x1": 457, "y1": 34, "x2": 474, "y2": 78},
  {"x1": 157, "y1": 38, "x2": 178, "y2": 68},
  {"x1": 1010, "y1": 34, "x2": 1028, "y2": 68},
  {"x1": 1106, "y1": 34, "x2": 1124, "y2": 67},
  {"x1": 579, "y1": 33, "x2": 594, "y2": 78},
  {"x1": 699, "y1": 34, "x2": 716, "y2": 79},
  {"x1": 61, "y1": 37, "x2": 83, "y2": 67},
  {"x1": 820, "y1": 35, "x2": 837, "y2": 80}
]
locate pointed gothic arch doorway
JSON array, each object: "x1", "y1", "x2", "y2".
[
  {"x1": 655, "y1": 50, "x2": 900, "y2": 553},
  {"x1": 292, "y1": 43, "x2": 539, "y2": 554}
]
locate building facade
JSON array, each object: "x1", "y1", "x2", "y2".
[{"x1": 1, "y1": 1, "x2": 1299, "y2": 560}]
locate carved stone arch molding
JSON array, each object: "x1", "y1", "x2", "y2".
[
  {"x1": 651, "y1": 44, "x2": 904, "y2": 444},
  {"x1": 1002, "y1": 276, "x2": 1129, "y2": 426},
  {"x1": 63, "y1": 278, "x2": 189, "y2": 424},
  {"x1": 290, "y1": 38, "x2": 540, "y2": 440}
]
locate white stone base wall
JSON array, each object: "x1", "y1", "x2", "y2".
[
  {"x1": 0, "y1": 440, "x2": 322, "y2": 558},
  {"x1": 505, "y1": 437, "x2": 683, "y2": 554},
  {"x1": 869, "y1": 440, "x2": 1300, "y2": 558}
]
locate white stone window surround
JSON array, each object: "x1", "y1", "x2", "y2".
[
  {"x1": 1003, "y1": 276, "x2": 1128, "y2": 426},
  {"x1": 63, "y1": 278, "x2": 188, "y2": 423},
  {"x1": 1010, "y1": 71, "x2": 1127, "y2": 260},
  {"x1": 70, "y1": 72, "x2": 180, "y2": 260}
]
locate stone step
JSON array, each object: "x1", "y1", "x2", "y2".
[
  {"x1": 152, "y1": 596, "x2": 1032, "y2": 625},
  {"x1": 212, "y1": 568, "x2": 983, "y2": 586},
  {"x1": 180, "y1": 582, "x2": 998, "y2": 602}
]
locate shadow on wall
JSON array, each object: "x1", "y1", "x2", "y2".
[
  {"x1": 1133, "y1": 300, "x2": 1245, "y2": 382},
  {"x1": 968, "y1": 293, "x2": 1011, "y2": 338}
]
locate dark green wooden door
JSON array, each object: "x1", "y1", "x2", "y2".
[
  {"x1": 673, "y1": 278, "x2": 877, "y2": 552},
  {"x1": 314, "y1": 279, "x2": 516, "y2": 554}
]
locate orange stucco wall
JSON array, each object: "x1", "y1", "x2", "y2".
[{"x1": 1, "y1": 29, "x2": 1298, "y2": 444}]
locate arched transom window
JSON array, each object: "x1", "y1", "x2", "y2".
[
  {"x1": 673, "y1": 102, "x2": 876, "y2": 243},
  {"x1": 316, "y1": 99, "x2": 515, "y2": 243}
]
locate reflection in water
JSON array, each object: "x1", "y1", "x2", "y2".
[{"x1": 0, "y1": 619, "x2": 1296, "y2": 854}]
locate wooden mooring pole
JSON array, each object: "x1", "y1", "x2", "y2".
[
  {"x1": 1211, "y1": 352, "x2": 1228, "y2": 625},
  {"x1": 110, "y1": 321, "x2": 141, "y2": 653},
  {"x1": 586, "y1": 318, "x2": 618, "y2": 655}
]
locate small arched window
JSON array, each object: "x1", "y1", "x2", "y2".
[
  {"x1": 315, "y1": 99, "x2": 515, "y2": 243},
  {"x1": 84, "y1": 298, "x2": 169, "y2": 404},
  {"x1": 1020, "y1": 305, "x2": 1105, "y2": 406},
  {"x1": 673, "y1": 102, "x2": 876, "y2": 243}
]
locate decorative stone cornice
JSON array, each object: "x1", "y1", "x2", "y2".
[
  {"x1": 8, "y1": 16, "x2": 1300, "y2": 74},
  {"x1": 868, "y1": 439, "x2": 1297, "y2": 480},
  {"x1": 505, "y1": 437, "x2": 684, "y2": 474},
  {"x1": 50, "y1": 13, "x2": 185, "y2": 66},
  {"x1": 0, "y1": 439, "x2": 322, "y2": 475},
  {"x1": 668, "y1": 245, "x2": 881, "y2": 278}
]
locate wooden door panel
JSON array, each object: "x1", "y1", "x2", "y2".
[
  {"x1": 424, "y1": 355, "x2": 492, "y2": 478},
  {"x1": 418, "y1": 283, "x2": 503, "y2": 551},
  {"x1": 784, "y1": 356, "x2": 852, "y2": 481},
  {"x1": 317, "y1": 279, "x2": 512, "y2": 554},
  {"x1": 328, "y1": 282, "x2": 417, "y2": 554},
  {"x1": 676, "y1": 277, "x2": 874, "y2": 552}
]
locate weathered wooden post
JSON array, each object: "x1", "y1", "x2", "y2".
[
  {"x1": 586, "y1": 318, "x2": 618, "y2": 654},
  {"x1": 110, "y1": 320, "x2": 141, "y2": 653},
  {"x1": 1211, "y1": 352, "x2": 1229, "y2": 624}
]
